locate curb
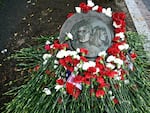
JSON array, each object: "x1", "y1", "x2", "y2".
[{"x1": 125, "y1": 0, "x2": 150, "y2": 60}]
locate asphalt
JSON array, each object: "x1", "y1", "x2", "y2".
[{"x1": 0, "y1": 0, "x2": 28, "y2": 51}]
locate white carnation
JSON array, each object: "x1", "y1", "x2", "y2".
[
  {"x1": 54, "y1": 60, "x2": 58, "y2": 64},
  {"x1": 92, "y1": 5, "x2": 99, "y2": 11},
  {"x1": 56, "y1": 50, "x2": 66, "y2": 58},
  {"x1": 43, "y1": 54, "x2": 52, "y2": 60},
  {"x1": 110, "y1": 96, "x2": 115, "y2": 100},
  {"x1": 114, "y1": 76, "x2": 121, "y2": 80},
  {"x1": 115, "y1": 32, "x2": 125, "y2": 39},
  {"x1": 66, "y1": 32, "x2": 73, "y2": 40},
  {"x1": 106, "y1": 63, "x2": 115, "y2": 69},
  {"x1": 118, "y1": 45, "x2": 125, "y2": 51},
  {"x1": 98, "y1": 51, "x2": 107, "y2": 57},
  {"x1": 108, "y1": 91, "x2": 113, "y2": 95},
  {"x1": 87, "y1": 0, "x2": 95, "y2": 7},
  {"x1": 55, "y1": 85, "x2": 64, "y2": 92},
  {"x1": 114, "y1": 58, "x2": 123, "y2": 65},
  {"x1": 118, "y1": 44, "x2": 129, "y2": 50},
  {"x1": 75, "y1": 7, "x2": 81, "y2": 13},
  {"x1": 43, "y1": 60, "x2": 48, "y2": 65},
  {"x1": 43, "y1": 88, "x2": 51, "y2": 95},
  {"x1": 107, "y1": 55, "x2": 116, "y2": 62},
  {"x1": 102, "y1": 8, "x2": 112, "y2": 17},
  {"x1": 124, "y1": 79, "x2": 130, "y2": 84},
  {"x1": 124, "y1": 44, "x2": 129, "y2": 49},
  {"x1": 82, "y1": 61, "x2": 96, "y2": 70},
  {"x1": 45, "y1": 40, "x2": 50, "y2": 45}
]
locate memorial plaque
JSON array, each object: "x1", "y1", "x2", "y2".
[{"x1": 59, "y1": 11, "x2": 114, "y2": 59}]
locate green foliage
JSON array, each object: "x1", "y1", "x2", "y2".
[{"x1": 2, "y1": 32, "x2": 150, "y2": 113}]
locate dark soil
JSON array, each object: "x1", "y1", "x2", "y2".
[{"x1": 0, "y1": 0, "x2": 136, "y2": 112}]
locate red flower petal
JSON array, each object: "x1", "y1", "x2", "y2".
[
  {"x1": 44, "y1": 44, "x2": 51, "y2": 51},
  {"x1": 96, "y1": 89, "x2": 105, "y2": 98},
  {"x1": 66, "y1": 82, "x2": 81, "y2": 99},
  {"x1": 67, "y1": 13, "x2": 74, "y2": 18},
  {"x1": 113, "y1": 98, "x2": 119, "y2": 104},
  {"x1": 56, "y1": 78, "x2": 65, "y2": 85}
]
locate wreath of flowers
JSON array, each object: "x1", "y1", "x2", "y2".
[{"x1": 41, "y1": 1, "x2": 137, "y2": 104}]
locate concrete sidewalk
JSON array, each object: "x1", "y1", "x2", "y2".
[{"x1": 125, "y1": 0, "x2": 150, "y2": 59}]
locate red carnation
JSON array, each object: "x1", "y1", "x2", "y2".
[
  {"x1": 96, "y1": 89, "x2": 105, "y2": 98},
  {"x1": 34, "y1": 65, "x2": 40, "y2": 71},
  {"x1": 59, "y1": 56, "x2": 79, "y2": 72},
  {"x1": 67, "y1": 13, "x2": 74, "y2": 18},
  {"x1": 80, "y1": 56, "x2": 88, "y2": 62},
  {"x1": 87, "y1": 67, "x2": 96, "y2": 73},
  {"x1": 113, "y1": 98, "x2": 119, "y2": 104},
  {"x1": 105, "y1": 68, "x2": 118, "y2": 78},
  {"x1": 66, "y1": 82, "x2": 81, "y2": 99},
  {"x1": 74, "y1": 75, "x2": 84, "y2": 83},
  {"x1": 56, "y1": 78, "x2": 65, "y2": 85},
  {"x1": 113, "y1": 36, "x2": 120, "y2": 42},
  {"x1": 112, "y1": 12, "x2": 126, "y2": 20},
  {"x1": 130, "y1": 52, "x2": 137, "y2": 61},
  {"x1": 95, "y1": 56, "x2": 103, "y2": 63},
  {"x1": 107, "y1": 43, "x2": 121, "y2": 56},
  {"x1": 79, "y1": 2, "x2": 91, "y2": 13},
  {"x1": 114, "y1": 28, "x2": 126, "y2": 33},
  {"x1": 97, "y1": 6, "x2": 103, "y2": 12},
  {"x1": 44, "y1": 44, "x2": 51, "y2": 51},
  {"x1": 80, "y1": 48, "x2": 89, "y2": 55},
  {"x1": 45, "y1": 70, "x2": 51, "y2": 75}
]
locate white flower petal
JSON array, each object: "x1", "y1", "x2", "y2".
[
  {"x1": 54, "y1": 60, "x2": 58, "y2": 64},
  {"x1": 118, "y1": 45, "x2": 125, "y2": 51},
  {"x1": 87, "y1": 0, "x2": 95, "y2": 7},
  {"x1": 76, "y1": 48, "x2": 80, "y2": 53},
  {"x1": 45, "y1": 40, "x2": 50, "y2": 45},
  {"x1": 92, "y1": 5, "x2": 99, "y2": 11},
  {"x1": 110, "y1": 96, "x2": 115, "y2": 100},
  {"x1": 54, "y1": 65, "x2": 58, "y2": 69},
  {"x1": 66, "y1": 32, "x2": 73, "y2": 40},
  {"x1": 124, "y1": 79, "x2": 130, "y2": 84},
  {"x1": 108, "y1": 91, "x2": 113, "y2": 95},
  {"x1": 98, "y1": 51, "x2": 107, "y2": 57},
  {"x1": 124, "y1": 44, "x2": 129, "y2": 49},
  {"x1": 113, "y1": 21, "x2": 121, "y2": 28},
  {"x1": 115, "y1": 32, "x2": 125, "y2": 39},
  {"x1": 55, "y1": 85, "x2": 63, "y2": 92},
  {"x1": 43, "y1": 60, "x2": 48, "y2": 65},
  {"x1": 75, "y1": 7, "x2": 81, "y2": 13},
  {"x1": 107, "y1": 55, "x2": 116, "y2": 62},
  {"x1": 114, "y1": 76, "x2": 121, "y2": 80},
  {"x1": 56, "y1": 50, "x2": 66, "y2": 58},
  {"x1": 43, "y1": 54, "x2": 52, "y2": 60},
  {"x1": 89, "y1": 61, "x2": 96, "y2": 67},
  {"x1": 106, "y1": 63, "x2": 115, "y2": 69},
  {"x1": 43, "y1": 88, "x2": 51, "y2": 95},
  {"x1": 114, "y1": 58, "x2": 123, "y2": 65}
]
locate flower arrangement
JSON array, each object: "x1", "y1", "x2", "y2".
[
  {"x1": 42, "y1": 1, "x2": 136, "y2": 100},
  {"x1": 3, "y1": 1, "x2": 150, "y2": 113}
]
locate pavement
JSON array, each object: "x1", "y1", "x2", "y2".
[{"x1": 125, "y1": 0, "x2": 150, "y2": 59}]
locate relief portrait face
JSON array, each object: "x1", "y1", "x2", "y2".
[{"x1": 77, "y1": 25, "x2": 90, "y2": 43}]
